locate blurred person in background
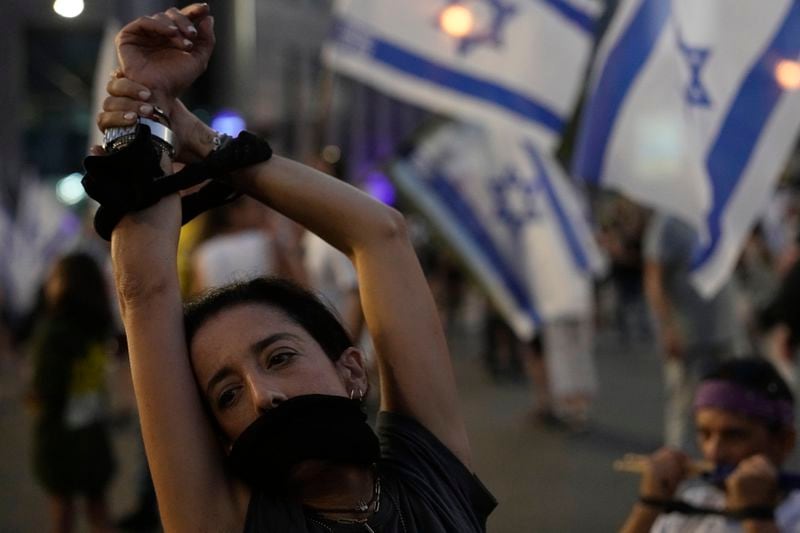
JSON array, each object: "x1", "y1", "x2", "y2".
[
  {"x1": 190, "y1": 196, "x2": 281, "y2": 293},
  {"x1": 482, "y1": 301, "x2": 596, "y2": 431},
  {"x1": 759, "y1": 221, "x2": 800, "y2": 386},
  {"x1": 732, "y1": 227, "x2": 783, "y2": 379},
  {"x1": 598, "y1": 196, "x2": 650, "y2": 346},
  {"x1": 481, "y1": 306, "x2": 526, "y2": 384},
  {"x1": 540, "y1": 314, "x2": 597, "y2": 432},
  {"x1": 89, "y1": 4, "x2": 496, "y2": 531},
  {"x1": 620, "y1": 357, "x2": 799, "y2": 533},
  {"x1": 644, "y1": 212, "x2": 739, "y2": 449},
  {"x1": 26, "y1": 252, "x2": 116, "y2": 533}
]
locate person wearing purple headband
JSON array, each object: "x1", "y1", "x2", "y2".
[{"x1": 621, "y1": 357, "x2": 799, "y2": 533}]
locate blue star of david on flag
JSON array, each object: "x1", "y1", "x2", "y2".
[
  {"x1": 439, "y1": 0, "x2": 518, "y2": 55},
  {"x1": 572, "y1": 0, "x2": 800, "y2": 297},
  {"x1": 676, "y1": 30, "x2": 712, "y2": 107},
  {"x1": 490, "y1": 167, "x2": 542, "y2": 236}
]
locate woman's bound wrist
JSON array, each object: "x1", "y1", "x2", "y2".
[
  {"x1": 192, "y1": 124, "x2": 223, "y2": 160},
  {"x1": 147, "y1": 88, "x2": 175, "y2": 118},
  {"x1": 167, "y1": 99, "x2": 217, "y2": 162}
]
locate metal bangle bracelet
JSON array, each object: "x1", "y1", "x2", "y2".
[{"x1": 139, "y1": 117, "x2": 175, "y2": 151}]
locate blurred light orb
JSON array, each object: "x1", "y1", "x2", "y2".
[
  {"x1": 211, "y1": 110, "x2": 246, "y2": 136},
  {"x1": 439, "y1": 5, "x2": 474, "y2": 37},
  {"x1": 321, "y1": 145, "x2": 341, "y2": 164},
  {"x1": 365, "y1": 171, "x2": 396, "y2": 206},
  {"x1": 56, "y1": 173, "x2": 86, "y2": 205},
  {"x1": 776, "y1": 59, "x2": 800, "y2": 90},
  {"x1": 53, "y1": 0, "x2": 84, "y2": 18}
]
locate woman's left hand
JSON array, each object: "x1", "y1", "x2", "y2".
[{"x1": 97, "y1": 76, "x2": 215, "y2": 164}]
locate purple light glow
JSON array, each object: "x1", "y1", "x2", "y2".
[
  {"x1": 365, "y1": 171, "x2": 396, "y2": 206},
  {"x1": 211, "y1": 110, "x2": 247, "y2": 136}
]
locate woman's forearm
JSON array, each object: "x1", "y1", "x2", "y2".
[
  {"x1": 111, "y1": 195, "x2": 182, "y2": 309},
  {"x1": 110, "y1": 194, "x2": 245, "y2": 530},
  {"x1": 230, "y1": 156, "x2": 405, "y2": 258}
]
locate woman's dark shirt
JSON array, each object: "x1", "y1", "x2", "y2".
[{"x1": 243, "y1": 411, "x2": 497, "y2": 532}]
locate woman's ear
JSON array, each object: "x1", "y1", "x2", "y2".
[{"x1": 335, "y1": 347, "x2": 369, "y2": 397}]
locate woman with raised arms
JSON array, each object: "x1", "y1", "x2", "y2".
[{"x1": 91, "y1": 4, "x2": 496, "y2": 532}]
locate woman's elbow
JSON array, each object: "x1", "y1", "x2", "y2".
[{"x1": 373, "y1": 205, "x2": 410, "y2": 244}]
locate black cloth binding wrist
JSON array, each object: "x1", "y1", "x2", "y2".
[
  {"x1": 82, "y1": 124, "x2": 272, "y2": 240},
  {"x1": 638, "y1": 496, "x2": 775, "y2": 521},
  {"x1": 638, "y1": 496, "x2": 669, "y2": 509},
  {"x1": 729, "y1": 505, "x2": 775, "y2": 521}
]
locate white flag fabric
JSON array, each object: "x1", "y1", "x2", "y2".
[
  {"x1": 572, "y1": 0, "x2": 800, "y2": 297},
  {"x1": 393, "y1": 123, "x2": 605, "y2": 340},
  {"x1": 324, "y1": 0, "x2": 606, "y2": 338},
  {"x1": 324, "y1": 0, "x2": 602, "y2": 151}
]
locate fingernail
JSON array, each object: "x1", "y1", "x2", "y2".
[
  {"x1": 188, "y1": 25, "x2": 197, "y2": 35},
  {"x1": 169, "y1": 24, "x2": 178, "y2": 30},
  {"x1": 183, "y1": 39, "x2": 193, "y2": 48},
  {"x1": 139, "y1": 90, "x2": 151, "y2": 100},
  {"x1": 124, "y1": 112, "x2": 136, "y2": 120},
  {"x1": 140, "y1": 104, "x2": 154, "y2": 115}
]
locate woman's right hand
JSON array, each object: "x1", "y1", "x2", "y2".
[{"x1": 97, "y1": 75, "x2": 216, "y2": 164}]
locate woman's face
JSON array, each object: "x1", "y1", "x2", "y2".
[{"x1": 190, "y1": 303, "x2": 361, "y2": 444}]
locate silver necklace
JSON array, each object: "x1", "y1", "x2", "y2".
[
  {"x1": 308, "y1": 480, "x2": 408, "y2": 533},
  {"x1": 306, "y1": 472, "x2": 382, "y2": 532},
  {"x1": 308, "y1": 517, "x2": 377, "y2": 533},
  {"x1": 384, "y1": 483, "x2": 408, "y2": 533}
]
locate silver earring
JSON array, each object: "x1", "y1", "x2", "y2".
[{"x1": 350, "y1": 388, "x2": 365, "y2": 401}]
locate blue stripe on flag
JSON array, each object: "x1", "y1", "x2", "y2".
[
  {"x1": 540, "y1": 0, "x2": 598, "y2": 34},
  {"x1": 331, "y1": 19, "x2": 565, "y2": 135},
  {"x1": 524, "y1": 142, "x2": 591, "y2": 273},
  {"x1": 571, "y1": 0, "x2": 672, "y2": 184},
  {"x1": 692, "y1": 2, "x2": 800, "y2": 269},
  {"x1": 429, "y1": 172, "x2": 541, "y2": 323}
]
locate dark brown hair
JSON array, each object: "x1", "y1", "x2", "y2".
[{"x1": 184, "y1": 277, "x2": 354, "y2": 362}]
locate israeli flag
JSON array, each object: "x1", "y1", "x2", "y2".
[
  {"x1": 573, "y1": 0, "x2": 800, "y2": 297},
  {"x1": 393, "y1": 124, "x2": 605, "y2": 340},
  {"x1": 324, "y1": 0, "x2": 603, "y2": 150}
]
